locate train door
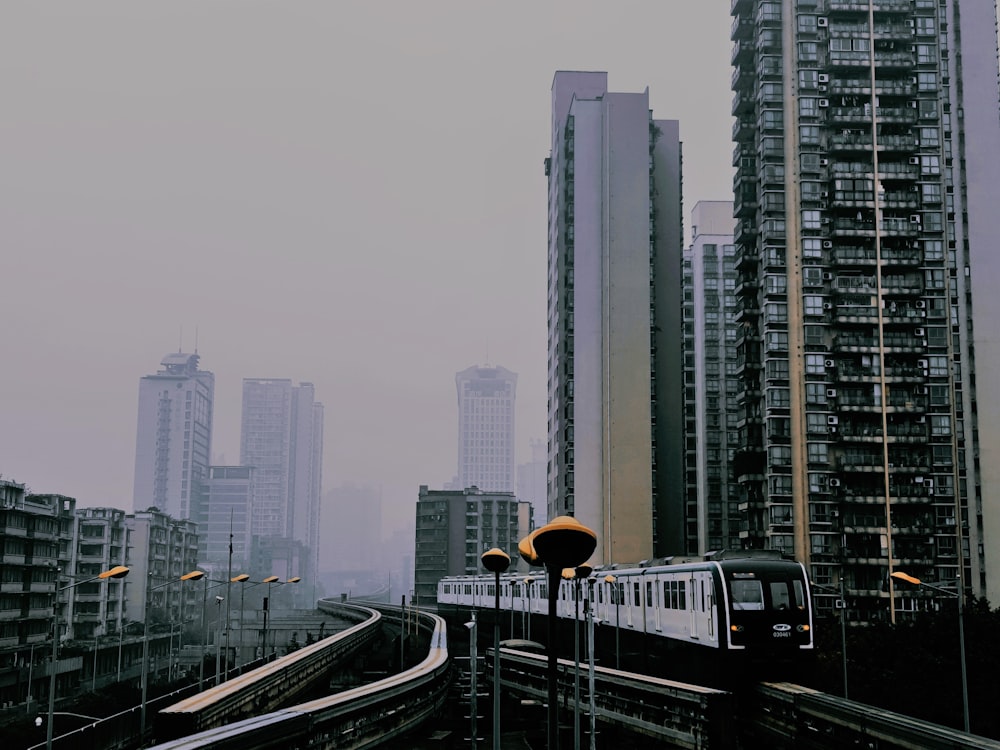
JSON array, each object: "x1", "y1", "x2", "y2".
[
  {"x1": 653, "y1": 575, "x2": 662, "y2": 632},
  {"x1": 704, "y1": 575, "x2": 715, "y2": 641},
  {"x1": 689, "y1": 575, "x2": 698, "y2": 639}
]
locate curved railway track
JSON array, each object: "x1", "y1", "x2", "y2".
[{"x1": 149, "y1": 601, "x2": 449, "y2": 750}]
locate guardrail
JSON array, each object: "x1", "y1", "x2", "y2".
[
  {"x1": 155, "y1": 603, "x2": 379, "y2": 740},
  {"x1": 494, "y1": 647, "x2": 735, "y2": 750},
  {"x1": 146, "y1": 606, "x2": 450, "y2": 750},
  {"x1": 747, "y1": 682, "x2": 1000, "y2": 750}
]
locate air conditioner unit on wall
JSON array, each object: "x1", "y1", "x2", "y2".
[
  {"x1": 828, "y1": 415, "x2": 839, "y2": 424},
  {"x1": 818, "y1": 17, "x2": 829, "y2": 28},
  {"x1": 819, "y1": 99, "x2": 830, "y2": 108},
  {"x1": 825, "y1": 359, "x2": 836, "y2": 368},
  {"x1": 830, "y1": 478, "x2": 842, "y2": 487},
  {"x1": 827, "y1": 388, "x2": 838, "y2": 398},
  {"x1": 818, "y1": 73, "x2": 830, "y2": 83}
]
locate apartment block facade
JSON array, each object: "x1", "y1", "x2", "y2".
[
  {"x1": 240, "y1": 379, "x2": 324, "y2": 586},
  {"x1": 455, "y1": 365, "x2": 518, "y2": 494},
  {"x1": 730, "y1": 0, "x2": 1000, "y2": 620},
  {"x1": 413, "y1": 485, "x2": 530, "y2": 602},
  {"x1": 546, "y1": 71, "x2": 685, "y2": 565},
  {"x1": 132, "y1": 352, "x2": 215, "y2": 520},
  {"x1": 682, "y1": 201, "x2": 742, "y2": 556}
]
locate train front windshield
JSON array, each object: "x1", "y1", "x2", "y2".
[
  {"x1": 730, "y1": 577, "x2": 806, "y2": 612},
  {"x1": 727, "y1": 570, "x2": 811, "y2": 650}
]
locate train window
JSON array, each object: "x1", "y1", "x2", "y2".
[
  {"x1": 633, "y1": 582, "x2": 641, "y2": 606},
  {"x1": 731, "y1": 580, "x2": 765, "y2": 610},
  {"x1": 646, "y1": 582, "x2": 653, "y2": 606},
  {"x1": 679, "y1": 582, "x2": 687, "y2": 611},
  {"x1": 770, "y1": 582, "x2": 791, "y2": 610},
  {"x1": 792, "y1": 580, "x2": 805, "y2": 608}
]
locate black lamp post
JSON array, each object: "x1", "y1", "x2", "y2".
[
  {"x1": 892, "y1": 571, "x2": 969, "y2": 732},
  {"x1": 519, "y1": 517, "x2": 597, "y2": 750},
  {"x1": 481, "y1": 547, "x2": 511, "y2": 750},
  {"x1": 47, "y1": 565, "x2": 129, "y2": 750}
]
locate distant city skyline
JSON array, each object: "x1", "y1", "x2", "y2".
[{"x1": 0, "y1": 3, "x2": 737, "y2": 534}]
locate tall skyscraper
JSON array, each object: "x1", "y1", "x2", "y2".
[
  {"x1": 240, "y1": 379, "x2": 323, "y2": 580},
  {"x1": 132, "y1": 352, "x2": 214, "y2": 520},
  {"x1": 730, "y1": 0, "x2": 1000, "y2": 619},
  {"x1": 546, "y1": 71, "x2": 684, "y2": 565},
  {"x1": 455, "y1": 365, "x2": 517, "y2": 493},
  {"x1": 682, "y1": 201, "x2": 741, "y2": 556}
]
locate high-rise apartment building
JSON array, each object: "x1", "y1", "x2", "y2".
[
  {"x1": 197, "y1": 466, "x2": 255, "y2": 573},
  {"x1": 455, "y1": 365, "x2": 517, "y2": 493},
  {"x1": 240, "y1": 379, "x2": 323, "y2": 582},
  {"x1": 124, "y1": 508, "x2": 200, "y2": 627},
  {"x1": 413, "y1": 485, "x2": 531, "y2": 601},
  {"x1": 682, "y1": 201, "x2": 741, "y2": 555},
  {"x1": 455, "y1": 365, "x2": 517, "y2": 492},
  {"x1": 546, "y1": 71, "x2": 684, "y2": 565},
  {"x1": 0, "y1": 485, "x2": 74, "y2": 652},
  {"x1": 132, "y1": 352, "x2": 214, "y2": 520},
  {"x1": 72, "y1": 507, "x2": 130, "y2": 639},
  {"x1": 730, "y1": 0, "x2": 1000, "y2": 620},
  {"x1": 517, "y1": 437, "x2": 547, "y2": 530}
]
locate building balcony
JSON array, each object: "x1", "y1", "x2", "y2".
[
  {"x1": 828, "y1": 0, "x2": 913, "y2": 13},
  {"x1": 731, "y1": 13, "x2": 754, "y2": 40},
  {"x1": 1, "y1": 522, "x2": 27, "y2": 537},
  {"x1": 732, "y1": 88, "x2": 754, "y2": 116},
  {"x1": 734, "y1": 303, "x2": 761, "y2": 324},
  {"x1": 732, "y1": 39, "x2": 755, "y2": 65}
]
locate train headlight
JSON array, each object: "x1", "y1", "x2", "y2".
[
  {"x1": 796, "y1": 624, "x2": 810, "y2": 632},
  {"x1": 730, "y1": 624, "x2": 744, "y2": 633}
]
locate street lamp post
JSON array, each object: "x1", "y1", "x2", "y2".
[
  {"x1": 258, "y1": 576, "x2": 301, "y2": 659},
  {"x1": 260, "y1": 575, "x2": 279, "y2": 659},
  {"x1": 464, "y1": 613, "x2": 479, "y2": 750},
  {"x1": 523, "y1": 577, "x2": 534, "y2": 641},
  {"x1": 891, "y1": 571, "x2": 969, "y2": 733},
  {"x1": 481, "y1": 548, "x2": 511, "y2": 750},
  {"x1": 603, "y1": 575, "x2": 619, "y2": 670},
  {"x1": 214, "y1": 596, "x2": 225, "y2": 685},
  {"x1": 230, "y1": 574, "x2": 250, "y2": 673},
  {"x1": 519, "y1": 516, "x2": 597, "y2": 750},
  {"x1": 47, "y1": 565, "x2": 129, "y2": 750},
  {"x1": 585, "y1": 578, "x2": 598, "y2": 750},
  {"x1": 143, "y1": 570, "x2": 204, "y2": 738},
  {"x1": 567, "y1": 564, "x2": 593, "y2": 750},
  {"x1": 812, "y1": 579, "x2": 849, "y2": 699}
]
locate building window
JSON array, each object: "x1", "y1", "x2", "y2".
[
  {"x1": 807, "y1": 443, "x2": 828, "y2": 464},
  {"x1": 931, "y1": 415, "x2": 952, "y2": 436},
  {"x1": 800, "y1": 125, "x2": 821, "y2": 145},
  {"x1": 802, "y1": 210, "x2": 822, "y2": 229},
  {"x1": 805, "y1": 354, "x2": 826, "y2": 374}
]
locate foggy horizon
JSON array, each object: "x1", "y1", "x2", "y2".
[{"x1": 1, "y1": 2, "x2": 735, "y2": 537}]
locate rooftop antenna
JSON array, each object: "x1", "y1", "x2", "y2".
[
  {"x1": 194, "y1": 326, "x2": 199, "y2": 354},
  {"x1": 485, "y1": 337, "x2": 490, "y2": 368},
  {"x1": 179, "y1": 325, "x2": 183, "y2": 353}
]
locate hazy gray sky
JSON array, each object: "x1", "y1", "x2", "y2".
[{"x1": 1, "y1": 2, "x2": 733, "y2": 534}]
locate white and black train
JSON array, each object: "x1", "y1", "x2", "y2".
[{"x1": 437, "y1": 550, "x2": 814, "y2": 685}]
